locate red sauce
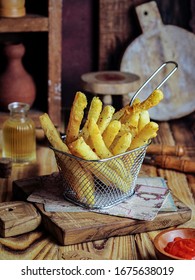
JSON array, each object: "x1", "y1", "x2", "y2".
[{"x1": 164, "y1": 237, "x2": 195, "y2": 259}]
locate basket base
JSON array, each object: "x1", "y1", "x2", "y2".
[{"x1": 63, "y1": 189, "x2": 135, "y2": 210}]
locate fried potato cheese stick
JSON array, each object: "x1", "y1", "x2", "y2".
[
  {"x1": 128, "y1": 121, "x2": 159, "y2": 150},
  {"x1": 87, "y1": 118, "x2": 129, "y2": 179},
  {"x1": 120, "y1": 90, "x2": 163, "y2": 123},
  {"x1": 138, "y1": 110, "x2": 150, "y2": 132},
  {"x1": 97, "y1": 105, "x2": 115, "y2": 134},
  {"x1": 69, "y1": 137, "x2": 130, "y2": 192},
  {"x1": 39, "y1": 113, "x2": 95, "y2": 205},
  {"x1": 80, "y1": 96, "x2": 102, "y2": 142},
  {"x1": 132, "y1": 89, "x2": 164, "y2": 113},
  {"x1": 66, "y1": 91, "x2": 87, "y2": 145},
  {"x1": 102, "y1": 120, "x2": 121, "y2": 148},
  {"x1": 39, "y1": 113, "x2": 69, "y2": 153},
  {"x1": 112, "y1": 132, "x2": 132, "y2": 155}
]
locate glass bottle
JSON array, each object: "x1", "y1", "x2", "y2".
[{"x1": 2, "y1": 102, "x2": 36, "y2": 164}]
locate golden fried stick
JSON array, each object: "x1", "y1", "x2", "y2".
[
  {"x1": 128, "y1": 121, "x2": 159, "y2": 150},
  {"x1": 87, "y1": 118, "x2": 128, "y2": 179},
  {"x1": 69, "y1": 136, "x2": 99, "y2": 160},
  {"x1": 138, "y1": 110, "x2": 150, "y2": 132},
  {"x1": 132, "y1": 89, "x2": 164, "y2": 113},
  {"x1": 88, "y1": 118, "x2": 113, "y2": 158},
  {"x1": 69, "y1": 137, "x2": 130, "y2": 192},
  {"x1": 121, "y1": 111, "x2": 140, "y2": 137},
  {"x1": 109, "y1": 120, "x2": 138, "y2": 151},
  {"x1": 97, "y1": 105, "x2": 115, "y2": 134},
  {"x1": 39, "y1": 113, "x2": 95, "y2": 205},
  {"x1": 39, "y1": 113, "x2": 69, "y2": 153},
  {"x1": 66, "y1": 91, "x2": 87, "y2": 145},
  {"x1": 112, "y1": 104, "x2": 129, "y2": 121},
  {"x1": 80, "y1": 96, "x2": 102, "y2": 142},
  {"x1": 102, "y1": 120, "x2": 121, "y2": 148},
  {"x1": 112, "y1": 98, "x2": 140, "y2": 122},
  {"x1": 114, "y1": 123, "x2": 131, "y2": 138},
  {"x1": 112, "y1": 132, "x2": 132, "y2": 155},
  {"x1": 56, "y1": 155, "x2": 95, "y2": 205},
  {"x1": 120, "y1": 90, "x2": 163, "y2": 124}
]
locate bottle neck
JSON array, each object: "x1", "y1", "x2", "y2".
[
  {"x1": 8, "y1": 102, "x2": 30, "y2": 120},
  {"x1": 10, "y1": 110, "x2": 28, "y2": 119}
]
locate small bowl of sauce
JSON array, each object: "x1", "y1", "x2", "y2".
[{"x1": 154, "y1": 228, "x2": 195, "y2": 260}]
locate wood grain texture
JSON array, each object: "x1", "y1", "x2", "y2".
[
  {"x1": 0, "y1": 112, "x2": 194, "y2": 259},
  {"x1": 0, "y1": 0, "x2": 63, "y2": 130},
  {"x1": 0, "y1": 230, "x2": 58, "y2": 260},
  {"x1": 99, "y1": 0, "x2": 193, "y2": 70},
  {"x1": 48, "y1": 0, "x2": 63, "y2": 129},
  {"x1": 81, "y1": 71, "x2": 140, "y2": 95},
  {"x1": 99, "y1": 0, "x2": 134, "y2": 70},
  {"x1": 0, "y1": 201, "x2": 41, "y2": 237},
  {"x1": 120, "y1": 2, "x2": 195, "y2": 120},
  {"x1": 12, "y1": 175, "x2": 191, "y2": 246},
  {"x1": 0, "y1": 15, "x2": 48, "y2": 32}
]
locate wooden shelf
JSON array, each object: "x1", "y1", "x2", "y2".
[
  {"x1": 0, "y1": 15, "x2": 48, "y2": 32},
  {"x1": 0, "y1": 0, "x2": 63, "y2": 130}
]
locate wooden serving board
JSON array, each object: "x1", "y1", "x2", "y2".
[
  {"x1": 120, "y1": 1, "x2": 195, "y2": 121},
  {"x1": 12, "y1": 174, "x2": 191, "y2": 246},
  {"x1": 0, "y1": 201, "x2": 41, "y2": 237}
]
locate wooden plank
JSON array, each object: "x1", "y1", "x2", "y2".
[
  {"x1": 99, "y1": 0, "x2": 193, "y2": 72},
  {"x1": 0, "y1": 230, "x2": 57, "y2": 260},
  {"x1": 0, "y1": 201, "x2": 41, "y2": 237},
  {"x1": 48, "y1": 0, "x2": 63, "y2": 130},
  {"x1": 0, "y1": 15, "x2": 48, "y2": 32},
  {"x1": 12, "y1": 174, "x2": 192, "y2": 246},
  {"x1": 99, "y1": 0, "x2": 134, "y2": 70}
]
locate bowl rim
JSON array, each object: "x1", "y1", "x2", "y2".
[{"x1": 154, "y1": 227, "x2": 195, "y2": 260}]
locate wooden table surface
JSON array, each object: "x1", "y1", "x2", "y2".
[{"x1": 0, "y1": 112, "x2": 195, "y2": 260}]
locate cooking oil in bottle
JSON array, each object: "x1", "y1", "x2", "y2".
[{"x1": 2, "y1": 102, "x2": 36, "y2": 164}]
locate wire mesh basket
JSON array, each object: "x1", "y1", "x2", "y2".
[
  {"x1": 51, "y1": 142, "x2": 149, "y2": 209},
  {"x1": 51, "y1": 61, "x2": 178, "y2": 209}
]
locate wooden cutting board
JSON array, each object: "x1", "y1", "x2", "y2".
[
  {"x1": 120, "y1": 1, "x2": 195, "y2": 121},
  {"x1": 0, "y1": 201, "x2": 41, "y2": 237},
  {"x1": 12, "y1": 174, "x2": 191, "y2": 246}
]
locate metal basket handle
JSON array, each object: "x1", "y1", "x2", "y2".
[{"x1": 129, "y1": 61, "x2": 178, "y2": 106}]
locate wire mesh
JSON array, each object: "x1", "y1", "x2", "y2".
[{"x1": 51, "y1": 142, "x2": 149, "y2": 209}]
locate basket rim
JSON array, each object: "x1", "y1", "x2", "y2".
[{"x1": 50, "y1": 136, "x2": 151, "y2": 163}]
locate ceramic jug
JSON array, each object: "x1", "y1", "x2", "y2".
[{"x1": 0, "y1": 42, "x2": 36, "y2": 110}]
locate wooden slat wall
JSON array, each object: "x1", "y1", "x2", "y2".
[
  {"x1": 98, "y1": 0, "x2": 193, "y2": 71},
  {"x1": 99, "y1": 0, "x2": 135, "y2": 71},
  {"x1": 48, "y1": 0, "x2": 63, "y2": 129}
]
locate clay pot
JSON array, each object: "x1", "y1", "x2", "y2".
[
  {"x1": 0, "y1": 42, "x2": 36, "y2": 110},
  {"x1": 0, "y1": 0, "x2": 25, "y2": 18}
]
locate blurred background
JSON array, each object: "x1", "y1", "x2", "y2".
[{"x1": 0, "y1": 0, "x2": 194, "y2": 130}]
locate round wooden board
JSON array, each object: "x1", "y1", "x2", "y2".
[{"x1": 120, "y1": 1, "x2": 195, "y2": 121}]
